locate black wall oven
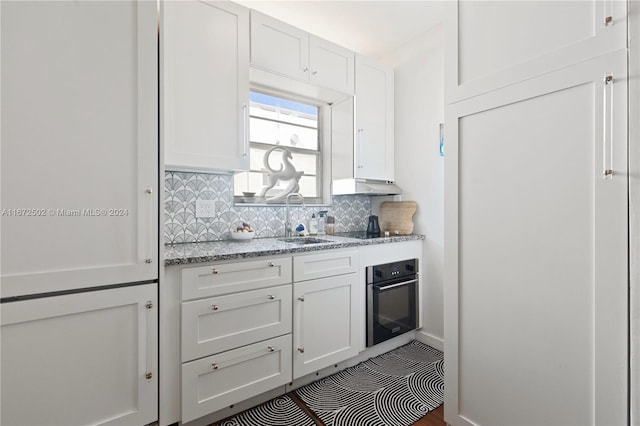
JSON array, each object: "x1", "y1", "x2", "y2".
[{"x1": 366, "y1": 258, "x2": 419, "y2": 347}]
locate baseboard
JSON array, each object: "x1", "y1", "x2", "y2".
[{"x1": 415, "y1": 330, "x2": 444, "y2": 352}]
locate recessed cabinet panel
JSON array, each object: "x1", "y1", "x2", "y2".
[
  {"x1": 444, "y1": 51, "x2": 628, "y2": 426},
  {"x1": 446, "y1": 0, "x2": 627, "y2": 103},
  {"x1": 163, "y1": 0, "x2": 250, "y2": 172},
  {"x1": 182, "y1": 284, "x2": 292, "y2": 362},
  {"x1": 181, "y1": 335, "x2": 292, "y2": 423},
  {"x1": 355, "y1": 55, "x2": 394, "y2": 182},
  {"x1": 310, "y1": 35, "x2": 355, "y2": 94},
  {"x1": 1, "y1": 0, "x2": 158, "y2": 297},
  {"x1": 181, "y1": 257, "x2": 292, "y2": 300},
  {"x1": 1, "y1": 285, "x2": 158, "y2": 426},
  {"x1": 250, "y1": 10, "x2": 309, "y2": 81},
  {"x1": 293, "y1": 249, "x2": 358, "y2": 282},
  {"x1": 293, "y1": 275, "x2": 358, "y2": 379}
]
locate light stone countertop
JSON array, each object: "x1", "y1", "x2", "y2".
[{"x1": 164, "y1": 233, "x2": 425, "y2": 266}]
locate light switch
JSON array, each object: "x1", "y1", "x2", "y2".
[{"x1": 195, "y1": 200, "x2": 216, "y2": 218}]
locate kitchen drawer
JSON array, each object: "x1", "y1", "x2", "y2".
[
  {"x1": 181, "y1": 334, "x2": 292, "y2": 423},
  {"x1": 293, "y1": 249, "x2": 358, "y2": 282},
  {"x1": 181, "y1": 257, "x2": 292, "y2": 301},
  {"x1": 181, "y1": 284, "x2": 292, "y2": 362}
]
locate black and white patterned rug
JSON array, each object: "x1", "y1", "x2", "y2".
[
  {"x1": 296, "y1": 340, "x2": 444, "y2": 426},
  {"x1": 218, "y1": 395, "x2": 314, "y2": 426},
  {"x1": 216, "y1": 341, "x2": 443, "y2": 426}
]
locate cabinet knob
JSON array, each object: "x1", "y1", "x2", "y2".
[
  {"x1": 267, "y1": 295, "x2": 275, "y2": 300},
  {"x1": 604, "y1": 15, "x2": 613, "y2": 26},
  {"x1": 268, "y1": 262, "x2": 275, "y2": 267},
  {"x1": 268, "y1": 346, "x2": 275, "y2": 352},
  {"x1": 145, "y1": 372, "x2": 153, "y2": 380},
  {"x1": 211, "y1": 305, "x2": 219, "y2": 311},
  {"x1": 211, "y1": 363, "x2": 218, "y2": 370},
  {"x1": 145, "y1": 188, "x2": 153, "y2": 194},
  {"x1": 298, "y1": 296, "x2": 305, "y2": 302},
  {"x1": 312, "y1": 70, "x2": 317, "y2": 75},
  {"x1": 303, "y1": 67, "x2": 309, "y2": 72},
  {"x1": 211, "y1": 268, "x2": 219, "y2": 274},
  {"x1": 298, "y1": 347, "x2": 305, "y2": 353}
]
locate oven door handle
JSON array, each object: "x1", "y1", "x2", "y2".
[{"x1": 374, "y1": 278, "x2": 418, "y2": 292}]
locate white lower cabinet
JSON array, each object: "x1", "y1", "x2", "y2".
[
  {"x1": 181, "y1": 334, "x2": 292, "y2": 423},
  {"x1": 176, "y1": 250, "x2": 361, "y2": 423},
  {"x1": 1, "y1": 284, "x2": 158, "y2": 426},
  {"x1": 293, "y1": 250, "x2": 359, "y2": 379},
  {"x1": 182, "y1": 284, "x2": 292, "y2": 362}
]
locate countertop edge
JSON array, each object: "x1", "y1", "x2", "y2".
[{"x1": 164, "y1": 234, "x2": 425, "y2": 266}]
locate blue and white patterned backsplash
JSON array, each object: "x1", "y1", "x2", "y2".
[{"x1": 164, "y1": 171, "x2": 372, "y2": 244}]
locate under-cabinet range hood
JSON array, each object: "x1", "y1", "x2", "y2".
[{"x1": 332, "y1": 178, "x2": 402, "y2": 196}]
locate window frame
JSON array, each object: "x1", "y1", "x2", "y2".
[{"x1": 233, "y1": 87, "x2": 332, "y2": 206}]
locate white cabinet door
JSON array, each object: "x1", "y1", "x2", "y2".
[
  {"x1": 181, "y1": 334, "x2": 292, "y2": 423},
  {"x1": 445, "y1": 0, "x2": 627, "y2": 103},
  {"x1": 181, "y1": 257, "x2": 292, "y2": 300},
  {"x1": 1, "y1": 284, "x2": 158, "y2": 426},
  {"x1": 163, "y1": 0, "x2": 250, "y2": 172},
  {"x1": 0, "y1": 0, "x2": 158, "y2": 298},
  {"x1": 355, "y1": 54, "x2": 394, "y2": 182},
  {"x1": 182, "y1": 284, "x2": 292, "y2": 361},
  {"x1": 250, "y1": 10, "x2": 309, "y2": 81},
  {"x1": 293, "y1": 249, "x2": 358, "y2": 282},
  {"x1": 309, "y1": 35, "x2": 355, "y2": 94},
  {"x1": 444, "y1": 50, "x2": 628, "y2": 426},
  {"x1": 293, "y1": 274, "x2": 359, "y2": 379}
]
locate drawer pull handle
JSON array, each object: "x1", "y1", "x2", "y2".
[
  {"x1": 211, "y1": 363, "x2": 218, "y2": 370},
  {"x1": 298, "y1": 296, "x2": 305, "y2": 302},
  {"x1": 211, "y1": 268, "x2": 219, "y2": 274},
  {"x1": 298, "y1": 347, "x2": 304, "y2": 353},
  {"x1": 268, "y1": 346, "x2": 275, "y2": 352},
  {"x1": 268, "y1": 295, "x2": 275, "y2": 300},
  {"x1": 268, "y1": 262, "x2": 275, "y2": 267},
  {"x1": 211, "y1": 305, "x2": 219, "y2": 311}
]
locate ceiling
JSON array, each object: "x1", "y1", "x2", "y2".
[{"x1": 235, "y1": 1, "x2": 444, "y2": 59}]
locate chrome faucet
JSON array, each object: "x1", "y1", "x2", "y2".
[{"x1": 285, "y1": 193, "x2": 305, "y2": 238}]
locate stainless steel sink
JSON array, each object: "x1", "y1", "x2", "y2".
[{"x1": 279, "y1": 237, "x2": 333, "y2": 245}]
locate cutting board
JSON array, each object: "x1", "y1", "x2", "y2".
[{"x1": 379, "y1": 201, "x2": 417, "y2": 235}]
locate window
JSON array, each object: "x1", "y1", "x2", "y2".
[{"x1": 234, "y1": 91, "x2": 325, "y2": 204}]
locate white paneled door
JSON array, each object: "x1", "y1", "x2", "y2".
[
  {"x1": 444, "y1": 49, "x2": 628, "y2": 425},
  {"x1": 1, "y1": 0, "x2": 158, "y2": 297},
  {"x1": 1, "y1": 284, "x2": 158, "y2": 426}
]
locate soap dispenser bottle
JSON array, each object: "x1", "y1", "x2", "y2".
[
  {"x1": 308, "y1": 213, "x2": 318, "y2": 235},
  {"x1": 317, "y1": 211, "x2": 328, "y2": 235}
]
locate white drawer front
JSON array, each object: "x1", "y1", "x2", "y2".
[
  {"x1": 293, "y1": 249, "x2": 358, "y2": 282},
  {"x1": 181, "y1": 284, "x2": 292, "y2": 362},
  {"x1": 181, "y1": 257, "x2": 292, "y2": 300},
  {"x1": 181, "y1": 334, "x2": 292, "y2": 423}
]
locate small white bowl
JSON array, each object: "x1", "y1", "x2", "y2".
[{"x1": 231, "y1": 231, "x2": 255, "y2": 240}]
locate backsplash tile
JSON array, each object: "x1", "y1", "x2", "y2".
[{"x1": 164, "y1": 171, "x2": 371, "y2": 244}]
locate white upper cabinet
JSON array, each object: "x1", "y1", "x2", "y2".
[
  {"x1": 251, "y1": 11, "x2": 355, "y2": 94},
  {"x1": 309, "y1": 35, "x2": 355, "y2": 95},
  {"x1": 445, "y1": 0, "x2": 628, "y2": 103},
  {"x1": 355, "y1": 54, "x2": 395, "y2": 182},
  {"x1": 163, "y1": 0, "x2": 250, "y2": 173},
  {"x1": 0, "y1": 0, "x2": 158, "y2": 298},
  {"x1": 250, "y1": 11, "x2": 309, "y2": 81}
]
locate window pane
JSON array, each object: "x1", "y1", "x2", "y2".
[
  {"x1": 249, "y1": 148, "x2": 317, "y2": 175},
  {"x1": 250, "y1": 117, "x2": 318, "y2": 150},
  {"x1": 298, "y1": 176, "x2": 318, "y2": 197},
  {"x1": 235, "y1": 91, "x2": 323, "y2": 202},
  {"x1": 250, "y1": 92, "x2": 318, "y2": 128}
]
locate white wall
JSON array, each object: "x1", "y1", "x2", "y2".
[{"x1": 381, "y1": 24, "x2": 444, "y2": 349}]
